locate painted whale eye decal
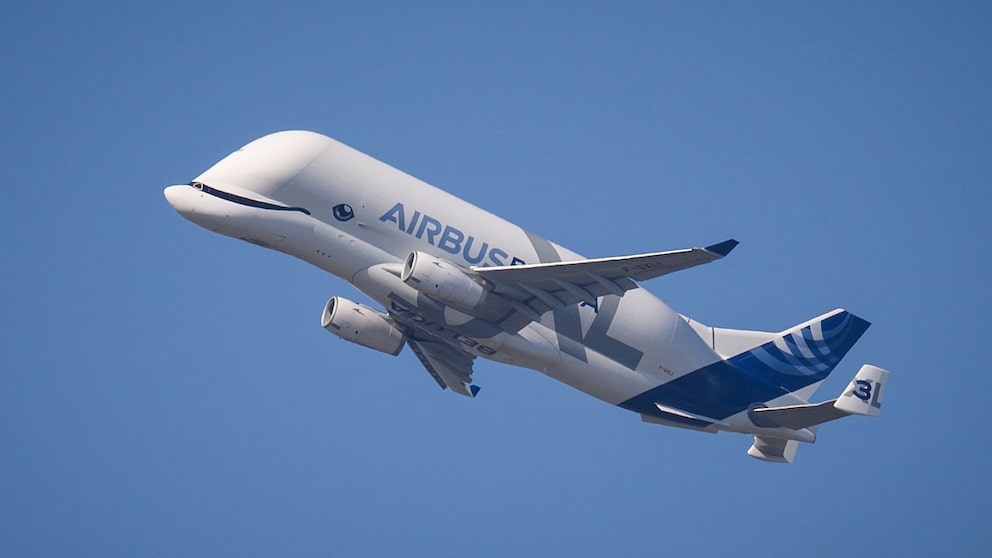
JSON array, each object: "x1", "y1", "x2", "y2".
[{"x1": 332, "y1": 204, "x2": 355, "y2": 222}]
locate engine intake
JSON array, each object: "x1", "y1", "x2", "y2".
[
  {"x1": 401, "y1": 251, "x2": 486, "y2": 308},
  {"x1": 320, "y1": 296, "x2": 405, "y2": 356}
]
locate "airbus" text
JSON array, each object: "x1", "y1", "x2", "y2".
[{"x1": 379, "y1": 202, "x2": 525, "y2": 267}]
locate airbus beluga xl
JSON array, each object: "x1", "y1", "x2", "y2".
[{"x1": 164, "y1": 130, "x2": 888, "y2": 463}]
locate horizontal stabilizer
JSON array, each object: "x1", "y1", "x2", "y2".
[
  {"x1": 750, "y1": 364, "x2": 889, "y2": 430},
  {"x1": 746, "y1": 364, "x2": 890, "y2": 462}
]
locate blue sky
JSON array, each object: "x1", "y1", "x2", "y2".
[{"x1": 2, "y1": 1, "x2": 989, "y2": 555}]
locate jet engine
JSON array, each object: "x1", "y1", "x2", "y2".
[
  {"x1": 401, "y1": 251, "x2": 487, "y2": 308},
  {"x1": 320, "y1": 296, "x2": 405, "y2": 356}
]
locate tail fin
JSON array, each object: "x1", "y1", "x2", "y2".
[
  {"x1": 727, "y1": 308, "x2": 872, "y2": 398},
  {"x1": 627, "y1": 309, "x2": 871, "y2": 424},
  {"x1": 689, "y1": 309, "x2": 880, "y2": 464}
]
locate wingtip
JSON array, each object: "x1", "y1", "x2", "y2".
[
  {"x1": 705, "y1": 239, "x2": 739, "y2": 257},
  {"x1": 469, "y1": 384, "x2": 481, "y2": 397}
]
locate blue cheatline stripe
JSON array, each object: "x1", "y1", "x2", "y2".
[
  {"x1": 190, "y1": 182, "x2": 311, "y2": 215},
  {"x1": 620, "y1": 311, "x2": 870, "y2": 421}
]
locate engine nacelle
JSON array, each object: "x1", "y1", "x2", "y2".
[
  {"x1": 320, "y1": 297, "x2": 405, "y2": 356},
  {"x1": 401, "y1": 251, "x2": 487, "y2": 308}
]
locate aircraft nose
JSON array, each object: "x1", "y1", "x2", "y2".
[{"x1": 164, "y1": 184, "x2": 194, "y2": 215}]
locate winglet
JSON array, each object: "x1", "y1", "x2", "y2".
[
  {"x1": 469, "y1": 384, "x2": 481, "y2": 398},
  {"x1": 704, "y1": 239, "x2": 739, "y2": 257}
]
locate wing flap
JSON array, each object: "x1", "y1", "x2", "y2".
[
  {"x1": 406, "y1": 338, "x2": 479, "y2": 397},
  {"x1": 655, "y1": 402, "x2": 730, "y2": 426},
  {"x1": 748, "y1": 436, "x2": 800, "y2": 463},
  {"x1": 749, "y1": 400, "x2": 849, "y2": 430}
]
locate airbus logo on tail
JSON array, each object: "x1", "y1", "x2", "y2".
[{"x1": 379, "y1": 202, "x2": 525, "y2": 267}]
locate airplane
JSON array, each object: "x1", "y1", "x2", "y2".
[{"x1": 164, "y1": 130, "x2": 888, "y2": 463}]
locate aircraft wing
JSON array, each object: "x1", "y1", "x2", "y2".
[
  {"x1": 471, "y1": 239, "x2": 738, "y2": 332},
  {"x1": 406, "y1": 337, "x2": 480, "y2": 398}
]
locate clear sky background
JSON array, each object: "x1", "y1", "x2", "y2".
[{"x1": 2, "y1": 2, "x2": 989, "y2": 556}]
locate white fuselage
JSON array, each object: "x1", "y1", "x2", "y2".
[{"x1": 164, "y1": 131, "x2": 770, "y2": 432}]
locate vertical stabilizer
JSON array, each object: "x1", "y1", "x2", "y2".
[
  {"x1": 726, "y1": 309, "x2": 871, "y2": 396},
  {"x1": 622, "y1": 309, "x2": 871, "y2": 422}
]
